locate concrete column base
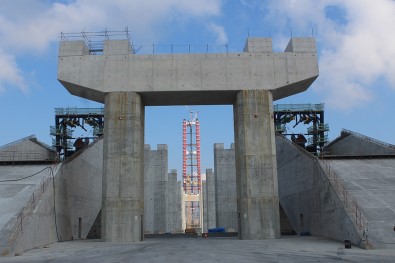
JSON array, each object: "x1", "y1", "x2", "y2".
[
  {"x1": 102, "y1": 92, "x2": 144, "y2": 242},
  {"x1": 233, "y1": 90, "x2": 281, "y2": 239}
]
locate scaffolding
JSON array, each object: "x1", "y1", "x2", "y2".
[
  {"x1": 182, "y1": 109, "x2": 201, "y2": 232},
  {"x1": 273, "y1": 103, "x2": 329, "y2": 153},
  {"x1": 50, "y1": 107, "x2": 104, "y2": 158},
  {"x1": 60, "y1": 27, "x2": 136, "y2": 54}
]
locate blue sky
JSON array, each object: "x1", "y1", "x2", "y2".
[{"x1": 1, "y1": 0, "x2": 395, "y2": 176}]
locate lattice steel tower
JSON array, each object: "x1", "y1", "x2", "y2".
[{"x1": 182, "y1": 108, "x2": 201, "y2": 231}]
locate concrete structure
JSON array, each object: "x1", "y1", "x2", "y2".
[
  {"x1": 144, "y1": 144, "x2": 168, "y2": 234},
  {"x1": 58, "y1": 36, "x2": 318, "y2": 240},
  {"x1": 323, "y1": 130, "x2": 395, "y2": 248},
  {"x1": 325, "y1": 129, "x2": 395, "y2": 156},
  {"x1": 144, "y1": 145, "x2": 184, "y2": 234},
  {"x1": 213, "y1": 144, "x2": 237, "y2": 232},
  {"x1": 202, "y1": 168, "x2": 217, "y2": 233},
  {"x1": 276, "y1": 135, "x2": 365, "y2": 246},
  {"x1": 0, "y1": 135, "x2": 56, "y2": 163}
]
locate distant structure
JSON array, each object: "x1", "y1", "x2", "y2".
[
  {"x1": 182, "y1": 108, "x2": 201, "y2": 232},
  {"x1": 50, "y1": 108, "x2": 104, "y2": 158},
  {"x1": 274, "y1": 103, "x2": 329, "y2": 153}
]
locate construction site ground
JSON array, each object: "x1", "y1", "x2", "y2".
[{"x1": 1, "y1": 236, "x2": 395, "y2": 263}]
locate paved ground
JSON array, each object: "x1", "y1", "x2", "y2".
[{"x1": 1, "y1": 236, "x2": 395, "y2": 263}]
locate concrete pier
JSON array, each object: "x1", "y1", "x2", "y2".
[
  {"x1": 102, "y1": 92, "x2": 144, "y2": 242},
  {"x1": 58, "y1": 36, "x2": 318, "y2": 241},
  {"x1": 214, "y1": 144, "x2": 237, "y2": 232},
  {"x1": 233, "y1": 90, "x2": 280, "y2": 239}
]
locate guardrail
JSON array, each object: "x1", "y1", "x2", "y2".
[
  {"x1": 342, "y1": 129, "x2": 395, "y2": 150},
  {"x1": 0, "y1": 151, "x2": 57, "y2": 163},
  {"x1": 7, "y1": 167, "x2": 55, "y2": 250},
  {"x1": 319, "y1": 159, "x2": 368, "y2": 231}
]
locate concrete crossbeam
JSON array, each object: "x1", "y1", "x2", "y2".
[
  {"x1": 58, "y1": 38, "x2": 318, "y2": 104},
  {"x1": 57, "y1": 36, "x2": 319, "y2": 242}
]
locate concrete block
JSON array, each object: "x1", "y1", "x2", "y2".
[
  {"x1": 59, "y1": 41, "x2": 89, "y2": 56},
  {"x1": 104, "y1": 40, "x2": 131, "y2": 55},
  {"x1": 244, "y1": 38, "x2": 272, "y2": 53}
]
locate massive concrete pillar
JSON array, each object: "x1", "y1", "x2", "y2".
[
  {"x1": 102, "y1": 91, "x2": 144, "y2": 242},
  {"x1": 233, "y1": 90, "x2": 280, "y2": 239}
]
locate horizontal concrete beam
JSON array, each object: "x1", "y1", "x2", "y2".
[{"x1": 58, "y1": 37, "x2": 318, "y2": 104}]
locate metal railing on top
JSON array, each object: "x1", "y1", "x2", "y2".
[
  {"x1": 319, "y1": 159, "x2": 368, "y2": 231},
  {"x1": 342, "y1": 129, "x2": 395, "y2": 150},
  {"x1": 55, "y1": 108, "x2": 104, "y2": 116},
  {"x1": 0, "y1": 151, "x2": 57, "y2": 162},
  {"x1": 273, "y1": 103, "x2": 324, "y2": 112}
]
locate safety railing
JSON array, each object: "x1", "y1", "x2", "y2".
[
  {"x1": 0, "y1": 151, "x2": 57, "y2": 163},
  {"x1": 55, "y1": 107, "x2": 104, "y2": 116},
  {"x1": 7, "y1": 167, "x2": 54, "y2": 249},
  {"x1": 273, "y1": 103, "x2": 324, "y2": 112},
  {"x1": 319, "y1": 159, "x2": 368, "y2": 231},
  {"x1": 342, "y1": 129, "x2": 395, "y2": 150}
]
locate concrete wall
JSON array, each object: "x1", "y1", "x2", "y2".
[
  {"x1": 12, "y1": 177, "x2": 58, "y2": 255},
  {"x1": 0, "y1": 138, "x2": 55, "y2": 162},
  {"x1": 205, "y1": 169, "x2": 216, "y2": 231},
  {"x1": 55, "y1": 138, "x2": 103, "y2": 241},
  {"x1": 144, "y1": 144, "x2": 168, "y2": 234},
  {"x1": 276, "y1": 135, "x2": 364, "y2": 246},
  {"x1": 213, "y1": 143, "x2": 237, "y2": 232},
  {"x1": 0, "y1": 165, "x2": 57, "y2": 256},
  {"x1": 327, "y1": 131, "x2": 395, "y2": 156},
  {"x1": 166, "y1": 169, "x2": 183, "y2": 233}
]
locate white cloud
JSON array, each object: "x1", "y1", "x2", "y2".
[
  {"x1": 261, "y1": 0, "x2": 395, "y2": 110},
  {"x1": 0, "y1": 48, "x2": 27, "y2": 94},
  {"x1": 207, "y1": 22, "x2": 228, "y2": 45},
  {"x1": 0, "y1": 0, "x2": 223, "y2": 93}
]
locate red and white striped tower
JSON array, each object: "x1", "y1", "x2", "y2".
[{"x1": 183, "y1": 108, "x2": 201, "y2": 230}]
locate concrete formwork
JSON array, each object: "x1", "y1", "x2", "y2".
[
  {"x1": 58, "y1": 37, "x2": 318, "y2": 241},
  {"x1": 214, "y1": 144, "x2": 237, "y2": 232}
]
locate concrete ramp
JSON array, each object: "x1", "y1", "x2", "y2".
[
  {"x1": 326, "y1": 159, "x2": 395, "y2": 247},
  {"x1": 0, "y1": 165, "x2": 57, "y2": 256},
  {"x1": 0, "y1": 138, "x2": 103, "y2": 256},
  {"x1": 276, "y1": 135, "x2": 366, "y2": 247}
]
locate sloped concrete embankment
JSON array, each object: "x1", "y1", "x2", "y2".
[
  {"x1": 2, "y1": 139, "x2": 103, "y2": 256},
  {"x1": 276, "y1": 135, "x2": 368, "y2": 247}
]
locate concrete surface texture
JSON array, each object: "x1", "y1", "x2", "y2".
[
  {"x1": 102, "y1": 92, "x2": 145, "y2": 242},
  {"x1": 0, "y1": 135, "x2": 55, "y2": 162},
  {"x1": 2, "y1": 236, "x2": 395, "y2": 263},
  {"x1": 327, "y1": 159, "x2": 395, "y2": 247},
  {"x1": 213, "y1": 143, "x2": 237, "y2": 232},
  {"x1": 234, "y1": 90, "x2": 281, "y2": 239},
  {"x1": 0, "y1": 165, "x2": 54, "y2": 255},
  {"x1": 144, "y1": 144, "x2": 168, "y2": 234},
  {"x1": 144, "y1": 145, "x2": 183, "y2": 234},
  {"x1": 58, "y1": 38, "x2": 318, "y2": 105},
  {"x1": 205, "y1": 169, "x2": 216, "y2": 232},
  {"x1": 58, "y1": 36, "x2": 319, "y2": 242},
  {"x1": 276, "y1": 135, "x2": 364, "y2": 246},
  {"x1": 326, "y1": 130, "x2": 395, "y2": 156},
  {"x1": 54, "y1": 138, "x2": 103, "y2": 242}
]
